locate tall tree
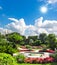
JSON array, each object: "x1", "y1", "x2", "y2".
[
  {"x1": 28, "y1": 36, "x2": 38, "y2": 45},
  {"x1": 47, "y1": 34, "x2": 57, "y2": 50},
  {"x1": 0, "y1": 37, "x2": 17, "y2": 55},
  {"x1": 33, "y1": 40, "x2": 41, "y2": 46},
  {"x1": 6, "y1": 32, "x2": 23, "y2": 44},
  {"x1": 39, "y1": 33, "x2": 47, "y2": 44},
  {"x1": 28, "y1": 36, "x2": 38, "y2": 41}
]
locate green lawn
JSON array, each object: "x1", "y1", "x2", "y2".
[{"x1": 19, "y1": 63, "x2": 57, "y2": 65}]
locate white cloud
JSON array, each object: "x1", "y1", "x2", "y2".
[
  {"x1": 7, "y1": 18, "x2": 27, "y2": 35},
  {"x1": 38, "y1": 28, "x2": 48, "y2": 34},
  {"x1": 0, "y1": 28, "x2": 12, "y2": 34},
  {"x1": 1, "y1": 17, "x2": 57, "y2": 36},
  {"x1": 8, "y1": 18, "x2": 19, "y2": 22},
  {"x1": 39, "y1": 0, "x2": 57, "y2": 4},
  {"x1": 35, "y1": 17, "x2": 43, "y2": 27},
  {"x1": 47, "y1": 0, "x2": 57, "y2": 4},
  {"x1": 5, "y1": 17, "x2": 57, "y2": 36}
]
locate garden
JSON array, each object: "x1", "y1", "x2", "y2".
[
  {"x1": 0, "y1": 32, "x2": 57, "y2": 65},
  {"x1": 16, "y1": 49, "x2": 57, "y2": 64}
]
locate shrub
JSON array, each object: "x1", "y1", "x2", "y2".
[
  {"x1": 50, "y1": 53, "x2": 57, "y2": 62},
  {"x1": 15, "y1": 53, "x2": 26, "y2": 63},
  {"x1": 25, "y1": 45, "x2": 32, "y2": 50},
  {"x1": 41, "y1": 44, "x2": 47, "y2": 48},
  {"x1": 0, "y1": 53, "x2": 18, "y2": 65},
  {"x1": 39, "y1": 48, "x2": 47, "y2": 52}
]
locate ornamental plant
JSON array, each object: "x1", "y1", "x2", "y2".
[
  {"x1": 24, "y1": 57, "x2": 54, "y2": 63},
  {"x1": 15, "y1": 53, "x2": 26, "y2": 63},
  {"x1": 0, "y1": 53, "x2": 18, "y2": 65}
]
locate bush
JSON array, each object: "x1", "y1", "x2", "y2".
[
  {"x1": 15, "y1": 53, "x2": 26, "y2": 63},
  {"x1": 0, "y1": 39, "x2": 17, "y2": 55},
  {"x1": 39, "y1": 48, "x2": 47, "y2": 52},
  {"x1": 25, "y1": 45, "x2": 32, "y2": 50},
  {"x1": 50, "y1": 53, "x2": 57, "y2": 62},
  {"x1": 0, "y1": 53, "x2": 18, "y2": 65},
  {"x1": 41, "y1": 44, "x2": 47, "y2": 48}
]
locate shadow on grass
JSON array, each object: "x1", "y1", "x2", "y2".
[
  {"x1": 41, "y1": 62, "x2": 57, "y2": 65},
  {"x1": 18, "y1": 62, "x2": 57, "y2": 65},
  {"x1": 50, "y1": 62, "x2": 57, "y2": 65}
]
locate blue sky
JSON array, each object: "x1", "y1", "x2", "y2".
[
  {"x1": 0, "y1": 0, "x2": 57, "y2": 36},
  {"x1": 0, "y1": 0, "x2": 57, "y2": 25}
]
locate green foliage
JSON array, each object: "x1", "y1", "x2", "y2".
[
  {"x1": 1, "y1": 32, "x2": 57, "y2": 56},
  {"x1": 19, "y1": 63, "x2": 57, "y2": 65},
  {"x1": 25, "y1": 45, "x2": 32, "y2": 50},
  {"x1": 0, "y1": 53, "x2": 18, "y2": 65},
  {"x1": 28, "y1": 36, "x2": 38, "y2": 41},
  {"x1": 6, "y1": 32, "x2": 23, "y2": 44},
  {"x1": 33, "y1": 40, "x2": 41, "y2": 46},
  {"x1": 42, "y1": 48, "x2": 47, "y2": 52},
  {"x1": 20, "y1": 41, "x2": 25, "y2": 45},
  {"x1": 29, "y1": 39, "x2": 34, "y2": 45},
  {"x1": 39, "y1": 33, "x2": 47, "y2": 44},
  {"x1": 41, "y1": 44, "x2": 47, "y2": 48},
  {"x1": 47, "y1": 34, "x2": 57, "y2": 50},
  {"x1": 15, "y1": 54, "x2": 26, "y2": 63},
  {"x1": 0, "y1": 39, "x2": 17, "y2": 55},
  {"x1": 28, "y1": 36, "x2": 38, "y2": 45},
  {"x1": 50, "y1": 53, "x2": 57, "y2": 62}
]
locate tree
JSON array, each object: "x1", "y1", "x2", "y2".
[
  {"x1": 6, "y1": 32, "x2": 24, "y2": 45},
  {"x1": 39, "y1": 33, "x2": 47, "y2": 44},
  {"x1": 33, "y1": 40, "x2": 41, "y2": 46},
  {"x1": 47, "y1": 34, "x2": 57, "y2": 50},
  {"x1": 28, "y1": 36, "x2": 38, "y2": 45},
  {"x1": 0, "y1": 39, "x2": 17, "y2": 55},
  {"x1": 28, "y1": 36, "x2": 38, "y2": 41}
]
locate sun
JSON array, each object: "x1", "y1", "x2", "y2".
[{"x1": 40, "y1": 6, "x2": 48, "y2": 13}]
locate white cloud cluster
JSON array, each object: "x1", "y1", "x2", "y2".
[
  {"x1": 7, "y1": 18, "x2": 26, "y2": 35},
  {"x1": 4, "y1": 17, "x2": 57, "y2": 36},
  {"x1": 0, "y1": 17, "x2": 57, "y2": 36},
  {"x1": 39, "y1": 0, "x2": 57, "y2": 4},
  {"x1": 47, "y1": 0, "x2": 57, "y2": 4},
  {"x1": 0, "y1": 28, "x2": 12, "y2": 34}
]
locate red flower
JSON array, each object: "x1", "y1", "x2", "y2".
[
  {"x1": 24, "y1": 57, "x2": 54, "y2": 63},
  {"x1": 45, "y1": 57, "x2": 54, "y2": 62},
  {"x1": 46, "y1": 50, "x2": 55, "y2": 53}
]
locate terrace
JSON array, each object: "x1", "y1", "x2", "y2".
[{"x1": 18, "y1": 47, "x2": 54, "y2": 59}]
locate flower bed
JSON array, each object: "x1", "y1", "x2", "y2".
[{"x1": 24, "y1": 57, "x2": 54, "y2": 63}]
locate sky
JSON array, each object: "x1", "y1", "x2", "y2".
[{"x1": 0, "y1": 0, "x2": 57, "y2": 36}]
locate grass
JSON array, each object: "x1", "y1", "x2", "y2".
[{"x1": 18, "y1": 62, "x2": 57, "y2": 65}]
